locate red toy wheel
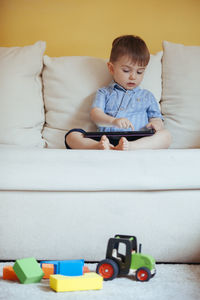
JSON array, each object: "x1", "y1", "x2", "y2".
[
  {"x1": 96, "y1": 259, "x2": 119, "y2": 281},
  {"x1": 136, "y1": 267, "x2": 151, "y2": 282},
  {"x1": 99, "y1": 263, "x2": 114, "y2": 278}
]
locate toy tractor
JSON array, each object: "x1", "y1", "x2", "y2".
[{"x1": 96, "y1": 234, "x2": 156, "y2": 282}]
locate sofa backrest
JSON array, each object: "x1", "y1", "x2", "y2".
[
  {"x1": 42, "y1": 52, "x2": 163, "y2": 148},
  {"x1": 0, "y1": 41, "x2": 46, "y2": 147},
  {"x1": 161, "y1": 41, "x2": 200, "y2": 148},
  {"x1": 0, "y1": 41, "x2": 200, "y2": 149}
]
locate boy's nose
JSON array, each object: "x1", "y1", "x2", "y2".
[{"x1": 129, "y1": 73, "x2": 136, "y2": 80}]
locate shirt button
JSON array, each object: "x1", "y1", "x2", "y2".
[{"x1": 120, "y1": 107, "x2": 124, "y2": 111}]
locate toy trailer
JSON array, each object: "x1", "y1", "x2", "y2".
[{"x1": 96, "y1": 234, "x2": 156, "y2": 282}]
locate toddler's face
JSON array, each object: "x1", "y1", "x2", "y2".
[{"x1": 108, "y1": 55, "x2": 146, "y2": 90}]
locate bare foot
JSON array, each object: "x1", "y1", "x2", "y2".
[
  {"x1": 97, "y1": 135, "x2": 113, "y2": 150},
  {"x1": 114, "y1": 137, "x2": 129, "y2": 151}
]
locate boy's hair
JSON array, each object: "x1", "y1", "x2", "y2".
[{"x1": 109, "y1": 35, "x2": 150, "y2": 66}]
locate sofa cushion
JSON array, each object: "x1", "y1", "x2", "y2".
[
  {"x1": 42, "y1": 52, "x2": 163, "y2": 148},
  {"x1": 1, "y1": 146, "x2": 200, "y2": 191},
  {"x1": 161, "y1": 41, "x2": 200, "y2": 148},
  {"x1": 0, "y1": 41, "x2": 46, "y2": 147}
]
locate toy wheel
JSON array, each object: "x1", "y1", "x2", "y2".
[
  {"x1": 96, "y1": 259, "x2": 119, "y2": 281},
  {"x1": 136, "y1": 267, "x2": 151, "y2": 282}
]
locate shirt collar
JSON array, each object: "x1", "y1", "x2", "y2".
[{"x1": 109, "y1": 81, "x2": 140, "y2": 93}]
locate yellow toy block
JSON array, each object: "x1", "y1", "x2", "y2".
[{"x1": 50, "y1": 272, "x2": 103, "y2": 292}]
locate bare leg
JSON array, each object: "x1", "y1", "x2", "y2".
[
  {"x1": 115, "y1": 129, "x2": 171, "y2": 150},
  {"x1": 66, "y1": 132, "x2": 114, "y2": 150}
]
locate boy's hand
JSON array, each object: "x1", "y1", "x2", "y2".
[
  {"x1": 112, "y1": 118, "x2": 134, "y2": 130},
  {"x1": 146, "y1": 118, "x2": 164, "y2": 131}
]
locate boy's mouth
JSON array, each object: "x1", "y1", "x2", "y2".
[{"x1": 127, "y1": 82, "x2": 136, "y2": 87}]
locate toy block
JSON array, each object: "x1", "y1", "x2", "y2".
[
  {"x1": 40, "y1": 261, "x2": 59, "y2": 274},
  {"x1": 3, "y1": 266, "x2": 19, "y2": 281},
  {"x1": 41, "y1": 263, "x2": 54, "y2": 279},
  {"x1": 13, "y1": 257, "x2": 44, "y2": 284},
  {"x1": 40, "y1": 259, "x2": 84, "y2": 276},
  {"x1": 50, "y1": 272, "x2": 103, "y2": 292},
  {"x1": 58, "y1": 260, "x2": 84, "y2": 276},
  {"x1": 83, "y1": 266, "x2": 90, "y2": 273}
]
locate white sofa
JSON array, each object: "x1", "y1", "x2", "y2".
[{"x1": 0, "y1": 41, "x2": 200, "y2": 263}]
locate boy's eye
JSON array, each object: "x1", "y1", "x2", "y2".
[
  {"x1": 122, "y1": 69, "x2": 129, "y2": 73},
  {"x1": 137, "y1": 69, "x2": 145, "y2": 75}
]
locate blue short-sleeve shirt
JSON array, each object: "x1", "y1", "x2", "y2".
[{"x1": 91, "y1": 81, "x2": 163, "y2": 132}]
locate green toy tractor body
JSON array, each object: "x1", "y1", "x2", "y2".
[{"x1": 131, "y1": 252, "x2": 155, "y2": 271}]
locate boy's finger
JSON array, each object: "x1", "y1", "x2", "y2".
[{"x1": 146, "y1": 123, "x2": 151, "y2": 128}]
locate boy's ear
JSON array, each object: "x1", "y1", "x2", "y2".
[{"x1": 107, "y1": 62, "x2": 114, "y2": 75}]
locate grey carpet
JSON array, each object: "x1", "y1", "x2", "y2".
[{"x1": 0, "y1": 262, "x2": 200, "y2": 300}]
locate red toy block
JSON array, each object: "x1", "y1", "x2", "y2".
[
  {"x1": 83, "y1": 266, "x2": 90, "y2": 273},
  {"x1": 42, "y1": 263, "x2": 54, "y2": 279},
  {"x1": 3, "y1": 266, "x2": 19, "y2": 281}
]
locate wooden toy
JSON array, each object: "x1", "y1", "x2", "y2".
[
  {"x1": 41, "y1": 263, "x2": 54, "y2": 279},
  {"x1": 3, "y1": 266, "x2": 19, "y2": 281},
  {"x1": 59, "y1": 260, "x2": 84, "y2": 276},
  {"x1": 50, "y1": 272, "x2": 103, "y2": 292},
  {"x1": 13, "y1": 257, "x2": 44, "y2": 284},
  {"x1": 97, "y1": 234, "x2": 156, "y2": 282},
  {"x1": 83, "y1": 266, "x2": 90, "y2": 273},
  {"x1": 40, "y1": 259, "x2": 84, "y2": 276},
  {"x1": 40, "y1": 260, "x2": 59, "y2": 274}
]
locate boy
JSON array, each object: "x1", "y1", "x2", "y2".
[{"x1": 65, "y1": 35, "x2": 171, "y2": 150}]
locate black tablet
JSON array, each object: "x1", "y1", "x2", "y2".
[{"x1": 84, "y1": 128, "x2": 155, "y2": 143}]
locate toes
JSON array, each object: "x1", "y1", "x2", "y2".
[
  {"x1": 117, "y1": 137, "x2": 129, "y2": 150},
  {"x1": 101, "y1": 135, "x2": 106, "y2": 140},
  {"x1": 99, "y1": 135, "x2": 112, "y2": 150}
]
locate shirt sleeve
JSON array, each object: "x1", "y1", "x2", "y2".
[
  {"x1": 91, "y1": 88, "x2": 107, "y2": 112},
  {"x1": 146, "y1": 91, "x2": 164, "y2": 120}
]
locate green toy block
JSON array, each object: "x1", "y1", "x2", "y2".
[{"x1": 13, "y1": 257, "x2": 44, "y2": 284}]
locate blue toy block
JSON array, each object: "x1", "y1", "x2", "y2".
[
  {"x1": 40, "y1": 259, "x2": 84, "y2": 276},
  {"x1": 59, "y1": 260, "x2": 84, "y2": 276}
]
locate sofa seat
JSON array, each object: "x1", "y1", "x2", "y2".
[
  {"x1": 1, "y1": 146, "x2": 200, "y2": 191},
  {"x1": 1, "y1": 146, "x2": 200, "y2": 262}
]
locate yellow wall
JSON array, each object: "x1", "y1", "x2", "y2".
[{"x1": 0, "y1": 0, "x2": 200, "y2": 57}]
